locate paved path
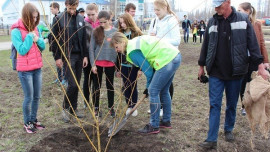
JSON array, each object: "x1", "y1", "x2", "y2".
[{"x1": 0, "y1": 41, "x2": 12, "y2": 51}]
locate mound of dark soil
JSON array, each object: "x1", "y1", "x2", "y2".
[{"x1": 30, "y1": 125, "x2": 177, "y2": 152}]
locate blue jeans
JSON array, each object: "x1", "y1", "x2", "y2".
[
  {"x1": 183, "y1": 28, "x2": 189, "y2": 43},
  {"x1": 18, "y1": 69, "x2": 42, "y2": 124},
  {"x1": 206, "y1": 76, "x2": 242, "y2": 142},
  {"x1": 148, "y1": 53, "x2": 181, "y2": 128}
]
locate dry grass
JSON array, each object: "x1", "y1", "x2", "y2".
[{"x1": 1, "y1": 37, "x2": 270, "y2": 151}]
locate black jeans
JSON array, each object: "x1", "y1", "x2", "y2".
[
  {"x1": 83, "y1": 58, "x2": 94, "y2": 104},
  {"x1": 199, "y1": 31, "x2": 205, "y2": 43},
  {"x1": 193, "y1": 34, "x2": 197, "y2": 43},
  {"x1": 63, "y1": 54, "x2": 83, "y2": 112},
  {"x1": 240, "y1": 60, "x2": 258, "y2": 108},
  {"x1": 92, "y1": 66, "x2": 115, "y2": 108},
  {"x1": 121, "y1": 66, "x2": 139, "y2": 108}
]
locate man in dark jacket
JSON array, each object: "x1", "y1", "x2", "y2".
[
  {"x1": 52, "y1": 0, "x2": 88, "y2": 123},
  {"x1": 198, "y1": 0, "x2": 269, "y2": 150},
  {"x1": 49, "y1": 2, "x2": 67, "y2": 86},
  {"x1": 182, "y1": 15, "x2": 191, "y2": 43}
]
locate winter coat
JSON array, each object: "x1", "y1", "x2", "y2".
[
  {"x1": 198, "y1": 7, "x2": 263, "y2": 76},
  {"x1": 11, "y1": 19, "x2": 45, "y2": 72},
  {"x1": 51, "y1": 10, "x2": 87, "y2": 60}
]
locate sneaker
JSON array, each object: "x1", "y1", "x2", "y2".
[
  {"x1": 159, "y1": 120, "x2": 172, "y2": 129},
  {"x1": 132, "y1": 109, "x2": 138, "y2": 117},
  {"x1": 138, "y1": 124, "x2": 160, "y2": 134},
  {"x1": 33, "y1": 119, "x2": 45, "y2": 130},
  {"x1": 95, "y1": 107, "x2": 102, "y2": 118},
  {"x1": 147, "y1": 109, "x2": 151, "y2": 114},
  {"x1": 72, "y1": 109, "x2": 84, "y2": 118},
  {"x1": 160, "y1": 109, "x2": 163, "y2": 117},
  {"x1": 24, "y1": 122, "x2": 37, "y2": 133},
  {"x1": 109, "y1": 107, "x2": 116, "y2": 118},
  {"x1": 241, "y1": 108, "x2": 246, "y2": 116},
  {"x1": 225, "y1": 131, "x2": 234, "y2": 142},
  {"x1": 62, "y1": 109, "x2": 70, "y2": 123},
  {"x1": 199, "y1": 140, "x2": 217, "y2": 150},
  {"x1": 126, "y1": 108, "x2": 132, "y2": 116},
  {"x1": 126, "y1": 108, "x2": 138, "y2": 117}
]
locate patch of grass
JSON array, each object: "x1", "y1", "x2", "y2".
[
  {"x1": 0, "y1": 50, "x2": 11, "y2": 68},
  {"x1": 0, "y1": 35, "x2": 11, "y2": 42}
]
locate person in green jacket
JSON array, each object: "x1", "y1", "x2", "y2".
[{"x1": 110, "y1": 32, "x2": 181, "y2": 134}]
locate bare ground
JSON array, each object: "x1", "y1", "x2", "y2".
[{"x1": 1, "y1": 41, "x2": 270, "y2": 152}]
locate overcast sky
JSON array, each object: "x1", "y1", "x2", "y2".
[{"x1": 0, "y1": 0, "x2": 260, "y2": 17}]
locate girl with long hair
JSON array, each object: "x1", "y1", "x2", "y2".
[
  {"x1": 89, "y1": 11, "x2": 117, "y2": 118},
  {"x1": 198, "y1": 20, "x2": 206, "y2": 43},
  {"x1": 147, "y1": 0, "x2": 180, "y2": 116},
  {"x1": 116, "y1": 13, "x2": 143, "y2": 116},
  {"x1": 11, "y1": 3, "x2": 46, "y2": 133},
  {"x1": 111, "y1": 32, "x2": 181, "y2": 134}
]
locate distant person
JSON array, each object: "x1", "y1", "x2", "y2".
[
  {"x1": 52, "y1": 0, "x2": 88, "y2": 123},
  {"x1": 148, "y1": 0, "x2": 180, "y2": 116},
  {"x1": 109, "y1": 10, "x2": 115, "y2": 26},
  {"x1": 83, "y1": 3, "x2": 100, "y2": 109},
  {"x1": 11, "y1": 3, "x2": 46, "y2": 133},
  {"x1": 114, "y1": 3, "x2": 136, "y2": 28},
  {"x1": 142, "y1": 21, "x2": 146, "y2": 32},
  {"x1": 191, "y1": 20, "x2": 198, "y2": 44},
  {"x1": 78, "y1": 8, "x2": 85, "y2": 17},
  {"x1": 198, "y1": 0, "x2": 269, "y2": 150},
  {"x1": 89, "y1": 11, "x2": 118, "y2": 118},
  {"x1": 49, "y1": 2, "x2": 67, "y2": 86},
  {"x1": 182, "y1": 15, "x2": 191, "y2": 43},
  {"x1": 238, "y1": 2, "x2": 269, "y2": 116},
  {"x1": 116, "y1": 13, "x2": 143, "y2": 116},
  {"x1": 50, "y1": 2, "x2": 60, "y2": 17},
  {"x1": 198, "y1": 20, "x2": 206, "y2": 43}
]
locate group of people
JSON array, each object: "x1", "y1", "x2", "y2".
[
  {"x1": 11, "y1": 0, "x2": 270, "y2": 150},
  {"x1": 12, "y1": 0, "x2": 181, "y2": 135}
]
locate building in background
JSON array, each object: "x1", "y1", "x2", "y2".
[
  {"x1": 113, "y1": 0, "x2": 144, "y2": 23},
  {"x1": 2, "y1": 0, "x2": 110, "y2": 26}
]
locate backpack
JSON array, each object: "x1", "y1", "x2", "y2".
[{"x1": 10, "y1": 44, "x2": 17, "y2": 70}]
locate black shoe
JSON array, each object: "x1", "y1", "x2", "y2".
[
  {"x1": 95, "y1": 107, "x2": 102, "y2": 117},
  {"x1": 225, "y1": 131, "x2": 234, "y2": 142},
  {"x1": 138, "y1": 124, "x2": 160, "y2": 134},
  {"x1": 199, "y1": 140, "x2": 217, "y2": 150},
  {"x1": 109, "y1": 107, "x2": 115, "y2": 118},
  {"x1": 159, "y1": 120, "x2": 172, "y2": 129}
]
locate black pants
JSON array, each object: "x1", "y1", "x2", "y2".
[
  {"x1": 199, "y1": 31, "x2": 205, "y2": 43},
  {"x1": 83, "y1": 59, "x2": 94, "y2": 104},
  {"x1": 193, "y1": 34, "x2": 197, "y2": 43},
  {"x1": 92, "y1": 66, "x2": 115, "y2": 108},
  {"x1": 240, "y1": 60, "x2": 258, "y2": 108},
  {"x1": 121, "y1": 66, "x2": 139, "y2": 108},
  {"x1": 63, "y1": 54, "x2": 83, "y2": 112}
]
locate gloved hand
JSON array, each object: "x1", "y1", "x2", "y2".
[
  {"x1": 143, "y1": 88, "x2": 149, "y2": 98},
  {"x1": 198, "y1": 75, "x2": 209, "y2": 83}
]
